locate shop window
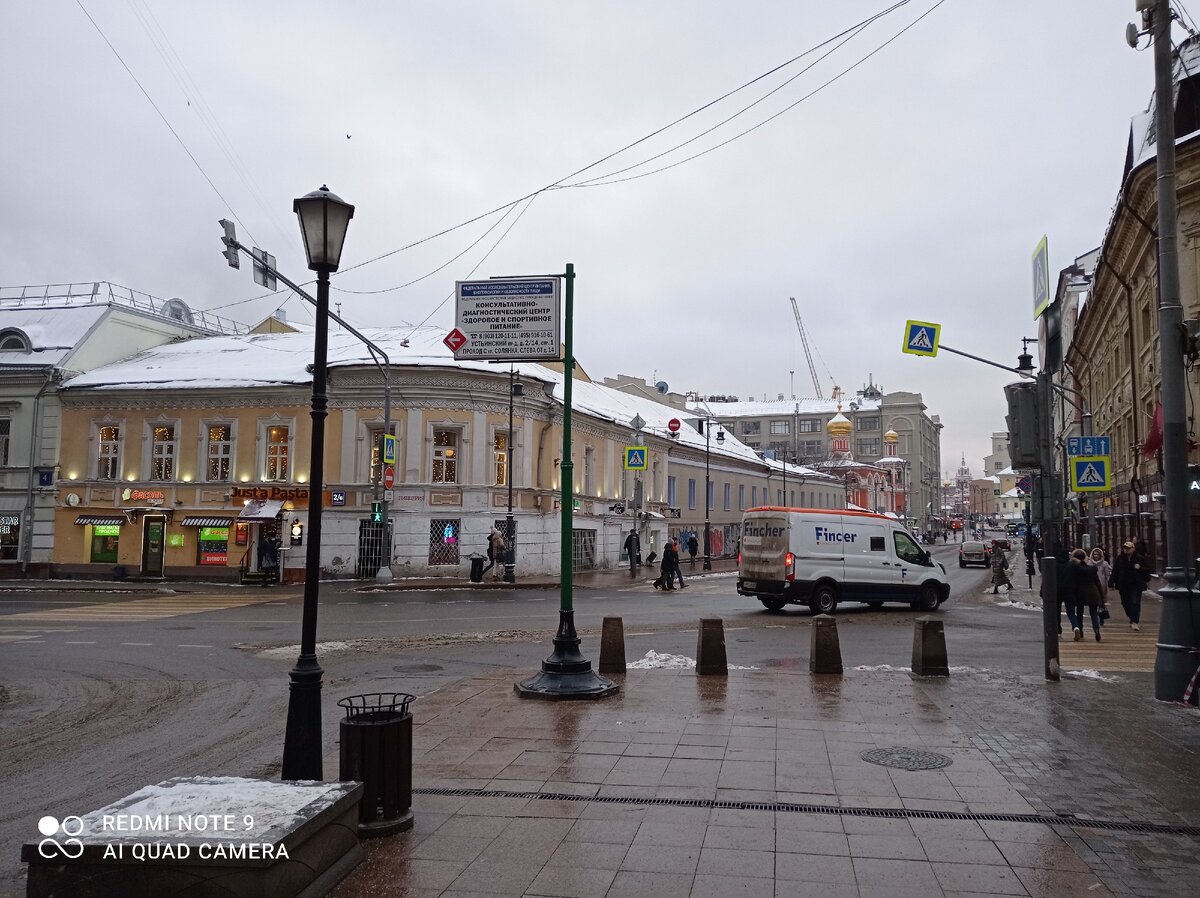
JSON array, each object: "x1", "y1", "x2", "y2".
[
  {"x1": 206, "y1": 424, "x2": 232, "y2": 482},
  {"x1": 197, "y1": 525, "x2": 230, "y2": 566},
  {"x1": 0, "y1": 514, "x2": 18, "y2": 560},
  {"x1": 90, "y1": 524, "x2": 120, "y2": 563},
  {"x1": 432, "y1": 429, "x2": 458, "y2": 484},
  {"x1": 150, "y1": 424, "x2": 176, "y2": 481},
  {"x1": 97, "y1": 425, "x2": 120, "y2": 480},
  {"x1": 428, "y1": 518, "x2": 460, "y2": 565},
  {"x1": 265, "y1": 425, "x2": 290, "y2": 482}
]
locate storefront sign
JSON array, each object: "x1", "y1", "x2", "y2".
[
  {"x1": 93, "y1": 524, "x2": 121, "y2": 537},
  {"x1": 121, "y1": 488, "x2": 166, "y2": 502},
  {"x1": 167, "y1": 533, "x2": 184, "y2": 547},
  {"x1": 231, "y1": 486, "x2": 309, "y2": 502},
  {"x1": 234, "y1": 522, "x2": 249, "y2": 546}
]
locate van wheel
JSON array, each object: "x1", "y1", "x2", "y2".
[
  {"x1": 760, "y1": 598, "x2": 787, "y2": 612},
  {"x1": 809, "y1": 585, "x2": 838, "y2": 615},
  {"x1": 914, "y1": 584, "x2": 940, "y2": 612}
]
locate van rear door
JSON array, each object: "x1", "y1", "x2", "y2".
[{"x1": 739, "y1": 511, "x2": 790, "y2": 591}]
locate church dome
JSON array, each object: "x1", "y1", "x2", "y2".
[
  {"x1": 884, "y1": 429, "x2": 898, "y2": 442},
  {"x1": 827, "y1": 410, "x2": 852, "y2": 436}
]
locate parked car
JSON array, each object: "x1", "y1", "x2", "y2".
[
  {"x1": 958, "y1": 540, "x2": 991, "y2": 568},
  {"x1": 991, "y1": 537, "x2": 1012, "y2": 551}
]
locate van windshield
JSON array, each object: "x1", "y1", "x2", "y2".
[{"x1": 893, "y1": 531, "x2": 925, "y2": 565}]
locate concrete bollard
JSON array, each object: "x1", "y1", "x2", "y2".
[
  {"x1": 911, "y1": 616, "x2": 949, "y2": 676},
  {"x1": 810, "y1": 614, "x2": 843, "y2": 675},
  {"x1": 598, "y1": 616, "x2": 626, "y2": 674},
  {"x1": 695, "y1": 618, "x2": 728, "y2": 675}
]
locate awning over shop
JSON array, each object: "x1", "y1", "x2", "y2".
[
  {"x1": 75, "y1": 515, "x2": 125, "y2": 526},
  {"x1": 180, "y1": 516, "x2": 236, "y2": 527},
  {"x1": 238, "y1": 499, "x2": 284, "y2": 521}
]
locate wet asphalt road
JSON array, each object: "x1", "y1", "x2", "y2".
[{"x1": 0, "y1": 543, "x2": 1033, "y2": 895}]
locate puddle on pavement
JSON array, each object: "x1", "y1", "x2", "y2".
[{"x1": 393, "y1": 663, "x2": 444, "y2": 673}]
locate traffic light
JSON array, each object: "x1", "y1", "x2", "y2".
[
  {"x1": 1004, "y1": 381, "x2": 1041, "y2": 469},
  {"x1": 219, "y1": 218, "x2": 240, "y2": 269},
  {"x1": 370, "y1": 501, "x2": 383, "y2": 523}
]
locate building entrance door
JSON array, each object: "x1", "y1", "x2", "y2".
[{"x1": 141, "y1": 515, "x2": 166, "y2": 577}]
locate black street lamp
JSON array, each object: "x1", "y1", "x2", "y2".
[
  {"x1": 281, "y1": 185, "x2": 354, "y2": 782},
  {"x1": 504, "y1": 370, "x2": 522, "y2": 583}
]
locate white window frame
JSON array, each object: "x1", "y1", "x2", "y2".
[
  {"x1": 203, "y1": 420, "x2": 235, "y2": 483},
  {"x1": 0, "y1": 418, "x2": 9, "y2": 466},
  {"x1": 147, "y1": 421, "x2": 178, "y2": 482},
  {"x1": 260, "y1": 418, "x2": 294, "y2": 483},
  {"x1": 95, "y1": 420, "x2": 123, "y2": 481},
  {"x1": 431, "y1": 427, "x2": 461, "y2": 485},
  {"x1": 583, "y1": 445, "x2": 595, "y2": 496}
]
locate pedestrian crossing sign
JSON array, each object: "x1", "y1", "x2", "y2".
[
  {"x1": 624, "y1": 446, "x2": 648, "y2": 470},
  {"x1": 902, "y1": 320, "x2": 941, "y2": 357},
  {"x1": 1070, "y1": 455, "x2": 1111, "y2": 492}
]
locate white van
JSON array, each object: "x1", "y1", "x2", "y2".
[{"x1": 737, "y1": 507, "x2": 950, "y2": 614}]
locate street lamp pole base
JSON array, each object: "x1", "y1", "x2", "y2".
[
  {"x1": 515, "y1": 610, "x2": 619, "y2": 700},
  {"x1": 1153, "y1": 574, "x2": 1200, "y2": 703},
  {"x1": 374, "y1": 566, "x2": 394, "y2": 584},
  {"x1": 503, "y1": 562, "x2": 515, "y2": 584},
  {"x1": 281, "y1": 653, "x2": 324, "y2": 781}
]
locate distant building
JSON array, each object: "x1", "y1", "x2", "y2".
[
  {"x1": 982, "y1": 432, "x2": 1011, "y2": 477},
  {"x1": 0, "y1": 283, "x2": 245, "y2": 577},
  {"x1": 686, "y1": 378, "x2": 942, "y2": 530}
]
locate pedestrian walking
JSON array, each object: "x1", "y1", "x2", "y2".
[
  {"x1": 990, "y1": 545, "x2": 1013, "y2": 593},
  {"x1": 1087, "y1": 547, "x2": 1112, "y2": 624},
  {"x1": 1112, "y1": 540, "x2": 1149, "y2": 630},
  {"x1": 686, "y1": 534, "x2": 699, "y2": 565},
  {"x1": 481, "y1": 526, "x2": 506, "y2": 580},
  {"x1": 671, "y1": 536, "x2": 688, "y2": 588},
  {"x1": 1070, "y1": 549, "x2": 1105, "y2": 641},
  {"x1": 653, "y1": 540, "x2": 678, "y2": 590}
]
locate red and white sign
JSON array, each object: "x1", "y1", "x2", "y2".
[
  {"x1": 443, "y1": 328, "x2": 468, "y2": 352},
  {"x1": 667, "y1": 418, "x2": 681, "y2": 433},
  {"x1": 383, "y1": 466, "x2": 395, "y2": 489}
]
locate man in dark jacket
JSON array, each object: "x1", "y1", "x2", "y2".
[
  {"x1": 623, "y1": 529, "x2": 640, "y2": 566},
  {"x1": 686, "y1": 534, "x2": 699, "y2": 565},
  {"x1": 1112, "y1": 540, "x2": 1150, "y2": 630},
  {"x1": 654, "y1": 540, "x2": 678, "y2": 590}
]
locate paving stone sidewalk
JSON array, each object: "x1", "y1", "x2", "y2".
[{"x1": 328, "y1": 664, "x2": 1200, "y2": 898}]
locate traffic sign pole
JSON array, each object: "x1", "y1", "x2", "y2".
[{"x1": 516, "y1": 264, "x2": 617, "y2": 701}]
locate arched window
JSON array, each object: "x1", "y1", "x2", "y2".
[{"x1": 0, "y1": 329, "x2": 31, "y2": 352}]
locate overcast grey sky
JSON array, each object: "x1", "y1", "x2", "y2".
[{"x1": 3, "y1": 1, "x2": 1159, "y2": 476}]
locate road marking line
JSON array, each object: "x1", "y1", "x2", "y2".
[
  {"x1": 121, "y1": 642, "x2": 153, "y2": 646},
  {"x1": 65, "y1": 641, "x2": 98, "y2": 644},
  {"x1": 178, "y1": 644, "x2": 214, "y2": 648}
]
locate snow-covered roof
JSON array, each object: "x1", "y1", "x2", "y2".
[
  {"x1": 62, "y1": 325, "x2": 772, "y2": 466},
  {"x1": 875, "y1": 455, "x2": 906, "y2": 464},
  {"x1": 1127, "y1": 37, "x2": 1200, "y2": 171},
  {"x1": 0, "y1": 305, "x2": 106, "y2": 366},
  {"x1": 689, "y1": 396, "x2": 881, "y2": 418},
  {"x1": 996, "y1": 466, "x2": 1016, "y2": 476},
  {"x1": 761, "y1": 456, "x2": 839, "y2": 483}
]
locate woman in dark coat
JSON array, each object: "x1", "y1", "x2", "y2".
[
  {"x1": 1070, "y1": 549, "x2": 1104, "y2": 642},
  {"x1": 654, "y1": 540, "x2": 679, "y2": 590}
]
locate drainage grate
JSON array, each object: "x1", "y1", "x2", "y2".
[
  {"x1": 860, "y1": 747, "x2": 952, "y2": 771},
  {"x1": 412, "y1": 787, "x2": 1200, "y2": 838}
]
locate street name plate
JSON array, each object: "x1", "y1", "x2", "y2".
[{"x1": 453, "y1": 277, "x2": 561, "y2": 361}]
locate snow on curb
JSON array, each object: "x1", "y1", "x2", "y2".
[
  {"x1": 627, "y1": 650, "x2": 756, "y2": 670},
  {"x1": 1065, "y1": 669, "x2": 1122, "y2": 683}
]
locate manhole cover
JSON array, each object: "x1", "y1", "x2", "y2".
[{"x1": 860, "y1": 747, "x2": 952, "y2": 771}]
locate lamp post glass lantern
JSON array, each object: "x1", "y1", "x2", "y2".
[{"x1": 281, "y1": 185, "x2": 354, "y2": 782}]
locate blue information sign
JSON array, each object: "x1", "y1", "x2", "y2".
[{"x1": 1067, "y1": 436, "x2": 1110, "y2": 457}]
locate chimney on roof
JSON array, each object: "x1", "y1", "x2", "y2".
[{"x1": 273, "y1": 308, "x2": 287, "y2": 323}]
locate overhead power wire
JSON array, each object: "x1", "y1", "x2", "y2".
[
  {"x1": 564, "y1": 0, "x2": 949, "y2": 189},
  {"x1": 74, "y1": 0, "x2": 261, "y2": 249},
  {"x1": 332, "y1": 0, "x2": 915, "y2": 280}
]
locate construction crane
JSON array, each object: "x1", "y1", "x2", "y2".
[{"x1": 790, "y1": 296, "x2": 825, "y2": 399}]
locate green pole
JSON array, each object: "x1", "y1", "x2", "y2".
[
  {"x1": 515, "y1": 262, "x2": 616, "y2": 699},
  {"x1": 560, "y1": 262, "x2": 574, "y2": 614}
]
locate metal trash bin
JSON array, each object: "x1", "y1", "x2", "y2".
[
  {"x1": 469, "y1": 553, "x2": 485, "y2": 583},
  {"x1": 338, "y1": 692, "x2": 415, "y2": 837}
]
